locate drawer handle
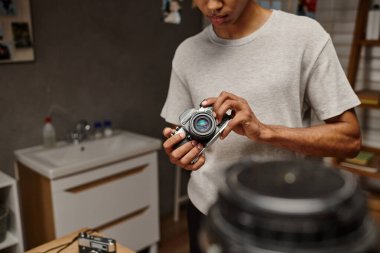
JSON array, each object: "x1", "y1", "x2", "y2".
[
  {"x1": 95, "y1": 206, "x2": 149, "y2": 231},
  {"x1": 65, "y1": 164, "x2": 148, "y2": 193}
]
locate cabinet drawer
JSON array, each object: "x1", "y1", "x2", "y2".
[
  {"x1": 99, "y1": 204, "x2": 159, "y2": 252},
  {"x1": 51, "y1": 152, "x2": 158, "y2": 236}
]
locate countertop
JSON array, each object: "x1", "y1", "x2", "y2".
[{"x1": 14, "y1": 130, "x2": 162, "y2": 180}]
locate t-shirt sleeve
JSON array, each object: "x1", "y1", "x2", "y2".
[
  {"x1": 305, "y1": 38, "x2": 361, "y2": 121},
  {"x1": 160, "y1": 67, "x2": 193, "y2": 125}
]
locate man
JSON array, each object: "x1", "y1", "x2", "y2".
[{"x1": 160, "y1": 1, "x2": 361, "y2": 252}]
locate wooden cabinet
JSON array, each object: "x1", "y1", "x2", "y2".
[
  {"x1": 15, "y1": 133, "x2": 160, "y2": 253},
  {"x1": 0, "y1": 171, "x2": 24, "y2": 253}
]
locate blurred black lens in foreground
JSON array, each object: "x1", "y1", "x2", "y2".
[{"x1": 202, "y1": 160, "x2": 379, "y2": 253}]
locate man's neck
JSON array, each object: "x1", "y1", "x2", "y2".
[{"x1": 213, "y1": 4, "x2": 272, "y2": 40}]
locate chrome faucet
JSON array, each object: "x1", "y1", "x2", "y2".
[{"x1": 66, "y1": 120, "x2": 92, "y2": 144}]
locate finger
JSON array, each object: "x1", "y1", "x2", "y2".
[
  {"x1": 162, "y1": 131, "x2": 186, "y2": 154},
  {"x1": 162, "y1": 127, "x2": 174, "y2": 138},
  {"x1": 179, "y1": 142, "x2": 204, "y2": 165},
  {"x1": 220, "y1": 113, "x2": 250, "y2": 139},
  {"x1": 220, "y1": 120, "x2": 235, "y2": 139},
  {"x1": 215, "y1": 99, "x2": 242, "y2": 123},
  {"x1": 170, "y1": 140, "x2": 196, "y2": 161},
  {"x1": 201, "y1": 97, "x2": 217, "y2": 107},
  {"x1": 184, "y1": 154, "x2": 206, "y2": 171},
  {"x1": 213, "y1": 91, "x2": 240, "y2": 112}
]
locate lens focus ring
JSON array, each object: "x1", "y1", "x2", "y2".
[{"x1": 189, "y1": 113, "x2": 216, "y2": 142}]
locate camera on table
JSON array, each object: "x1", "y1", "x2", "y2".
[
  {"x1": 172, "y1": 106, "x2": 230, "y2": 158},
  {"x1": 78, "y1": 232, "x2": 116, "y2": 253}
]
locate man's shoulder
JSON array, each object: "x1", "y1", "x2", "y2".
[
  {"x1": 172, "y1": 27, "x2": 209, "y2": 68},
  {"x1": 273, "y1": 10, "x2": 329, "y2": 46},
  {"x1": 275, "y1": 10, "x2": 322, "y2": 30},
  {"x1": 175, "y1": 27, "x2": 209, "y2": 55}
]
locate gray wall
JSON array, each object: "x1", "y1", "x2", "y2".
[{"x1": 0, "y1": 0, "x2": 201, "y2": 217}]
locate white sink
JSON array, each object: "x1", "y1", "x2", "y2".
[{"x1": 14, "y1": 130, "x2": 161, "y2": 179}]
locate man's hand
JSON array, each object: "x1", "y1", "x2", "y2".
[
  {"x1": 162, "y1": 127, "x2": 206, "y2": 170},
  {"x1": 202, "y1": 91, "x2": 266, "y2": 141},
  {"x1": 201, "y1": 91, "x2": 361, "y2": 158},
  {"x1": 201, "y1": 91, "x2": 361, "y2": 157}
]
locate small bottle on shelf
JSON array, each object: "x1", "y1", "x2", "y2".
[
  {"x1": 366, "y1": 3, "x2": 380, "y2": 40},
  {"x1": 43, "y1": 116, "x2": 56, "y2": 148},
  {"x1": 103, "y1": 120, "x2": 113, "y2": 137},
  {"x1": 93, "y1": 121, "x2": 103, "y2": 139}
]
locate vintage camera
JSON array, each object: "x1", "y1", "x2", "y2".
[
  {"x1": 78, "y1": 232, "x2": 116, "y2": 253},
  {"x1": 172, "y1": 106, "x2": 230, "y2": 157}
]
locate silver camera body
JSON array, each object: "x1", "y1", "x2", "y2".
[
  {"x1": 172, "y1": 106, "x2": 230, "y2": 158},
  {"x1": 78, "y1": 232, "x2": 116, "y2": 253}
]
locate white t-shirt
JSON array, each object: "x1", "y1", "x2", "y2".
[{"x1": 161, "y1": 10, "x2": 360, "y2": 214}]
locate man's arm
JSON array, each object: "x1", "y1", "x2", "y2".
[
  {"x1": 257, "y1": 109, "x2": 361, "y2": 157},
  {"x1": 206, "y1": 91, "x2": 361, "y2": 158}
]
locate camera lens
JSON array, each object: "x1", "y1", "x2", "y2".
[
  {"x1": 194, "y1": 116, "x2": 212, "y2": 132},
  {"x1": 202, "y1": 160, "x2": 379, "y2": 253},
  {"x1": 189, "y1": 113, "x2": 216, "y2": 142}
]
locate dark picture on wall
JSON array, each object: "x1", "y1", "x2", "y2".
[
  {"x1": 0, "y1": 0, "x2": 34, "y2": 63},
  {"x1": 0, "y1": 0, "x2": 16, "y2": 16},
  {"x1": 12, "y1": 22, "x2": 32, "y2": 48},
  {"x1": 0, "y1": 42, "x2": 11, "y2": 60}
]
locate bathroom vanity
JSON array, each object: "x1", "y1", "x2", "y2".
[{"x1": 14, "y1": 131, "x2": 161, "y2": 253}]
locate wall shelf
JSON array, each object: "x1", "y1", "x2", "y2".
[
  {"x1": 0, "y1": 171, "x2": 24, "y2": 253},
  {"x1": 0, "y1": 232, "x2": 19, "y2": 250},
  {"x1": 356, "y1": 89, "x2": 380, "y2": 108},
  {"x1": 336, "y1": 1, "x2": 380, "y2": 226},
  {"x1": 338, "y1": 0, "x2": 380, "y2": 178},
  {"x1": 360, "y1": 39, "x2": 380, "y2": 46}
]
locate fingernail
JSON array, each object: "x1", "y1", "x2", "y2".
[
  {"x1": 180, "y1": 132, "x2": 185, "y2": 138},
  {"x1": 201, "y1": 99, "x2": 207, "y2": 106},
  {"x1": 213, "y1": 112, "x2": 216, "y2": 118},
  {"x1": 191, "y1": 140, "x2": 197, "y2": 146},
  {"x1": 197, "y1": 144, "x2": 203, "y2": 150}
]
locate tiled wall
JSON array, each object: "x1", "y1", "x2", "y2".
[{"x1": 0, "y1": 0, "x2": 201, "y2": 217}]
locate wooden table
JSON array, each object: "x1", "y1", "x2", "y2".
[{"x1": 26, "y1": 228, "x2": 135, "y2": 253}]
